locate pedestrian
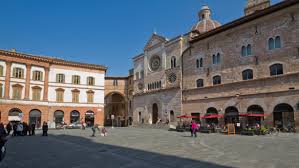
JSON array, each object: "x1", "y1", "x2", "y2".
[
  {"x1": 31, "y1": 123, "x2": 36, "y2": 136},
  {"x1": 190, "y1": 121, "x2": 193, "y2": 137},
  {"x1": 91, "y1": 125, "x2": 96, "y2": 137},
  {"x1": 191, "y1": 121, "x2": 198, "y2": 138},
  {"x1": 28, "y1": 123, "x2": 32, "y2": 136},
  {"x1": 6, "y1": 122, "x2": 12, "y2": 136},
  {"x1": 42, "y1": 122, "x2": 48, "y2": 136},
  {"x1": 22, "y1": 122, "x2": 28, "y2": 136},
  {"x1": 12, "y1": 123, "x2": 17, "y2": 136},
  {"x1": 101, "y1": 127, "x2": 108, "y2": 136},
  {"x1": 16, "y1": 122, "x2": 23, "y2": 136}
]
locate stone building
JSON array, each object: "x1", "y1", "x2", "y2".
[
  {"x1": 104, "y1": 72, "x2": 133, "y2": 127},
  {"x1": 131, "y1": 0, "x2": 299, "y2": 130},
  {"x1": 182, "y1": 0, "x2": 299, "y2": 130},
  {"x1": 0, "y1": 49, "x2": 106, "y2": 127}
]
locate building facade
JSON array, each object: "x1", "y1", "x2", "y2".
[
  {"x1": 0, "y1": 50, "x2": 106, "y2": 127},
  {"x1": 131, "y1": 0, "x2": 299, "y2": 130}
]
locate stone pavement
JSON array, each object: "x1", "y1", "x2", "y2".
[{"x1": 1, "y1": 128, "x2": 299, "y2": 168}]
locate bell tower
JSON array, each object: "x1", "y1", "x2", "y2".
[{"x1": 244, "y1": 0, "x2": 271, "y2": 16}]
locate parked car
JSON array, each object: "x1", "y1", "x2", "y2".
[{"x1": 66, "y1": 122, "x2": 82, "y2": 129}]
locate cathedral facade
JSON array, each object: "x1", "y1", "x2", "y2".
[{"x1": 131, "y1": 0, "x2": 299, "y2": 130}]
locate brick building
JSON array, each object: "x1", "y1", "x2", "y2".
[
  {"x1": 0, "y1": 50, "x2": 106, "y2": 127},
  {"x1": 131, "y1": 0, "x2": 299, "y2": 130}
]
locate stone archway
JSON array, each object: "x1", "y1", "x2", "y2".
[
  {"x1": 70, "y1": 110, "x2": 80, "y2": 124},
  {"x1": 85, "y1": 111, "x2": 95, "y2": 127},
  {"x1": 273, "y1": 103, "x2": 294, "y2": 130},
  {"x1": 152, "y1": 103, "x2": 158, "y2": 124},
  {"x1": 54, "y1": 110, "x2": 64, "y2": 125},
  {"x1": 8, "y1": 108, "x2": 23, "y2": 122},
  {"x1": 206, "y1": 107, "x2": 219, "y2": 124},
  {"x1": 247, "y1": 105, "x2": 264, "y2": 126},
  {"x1": 29, "y1": 109, "x2": 42, "y2": 128},
  {"x1": 105, "y1": 92, "x2": 127, "y2": 127},
  {"x1": 225, "y1": 106, "x2": 239, "y2": 124}
]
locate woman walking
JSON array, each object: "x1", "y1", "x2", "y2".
[{"x1": 191, "y1": 121, "x2": 198, "y2": 138}]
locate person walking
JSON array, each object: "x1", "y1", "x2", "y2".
[
  {"x1": 16, "y1": 123, "x2": 23, "y2": 136},
  {"x1": 12, "y1": 123, "x2": 17, "y2": 136},
  {"x1": 191, "y1": 121, "x2": 198, "y2": 138},
  {"x1": 31, "y1": 123, "x2": 36, "y2": 136},
  {"x1": 42, "y1": 122, "x2": 48, "y2": 136},
  {"x1": 6, "y1": 122, "x2": 12, "y2": 136}
]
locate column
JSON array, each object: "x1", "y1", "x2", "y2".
[
  {"x1": 24, "y1": 64, "x2": 31, "y2": 100},
  {"x1": 4, "y1": 61, "x2": 12, "y2": 99},
  {"x1": 43, "y1": 67, "x2": 49, "y2": 101}
]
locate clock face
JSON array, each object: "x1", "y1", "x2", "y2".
[
  {"x1": 168, "y1": 73, "x2": 177, "y2": 83},
  {"x1": 150, "y1": 56, "x2": 161, "y2": 71}
]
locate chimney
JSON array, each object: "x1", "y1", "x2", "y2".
[{"x1": 244, "y1": 0, "x2": 271, "y2": 16}]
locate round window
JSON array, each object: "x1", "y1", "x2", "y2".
[
  {"x1": 149, "y1": 56, "x2": 161, "y2": 71},
  {"x1": 168, "y1": 73, "x2": 177, "y2": 83}
]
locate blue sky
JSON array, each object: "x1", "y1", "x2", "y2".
[{"x1": 0, "y1": 0, "x2": 281, "y2": 76}]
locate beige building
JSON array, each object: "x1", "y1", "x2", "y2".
[{"x1": 131, "y1": 0, "x2": 299, "y2": 131}]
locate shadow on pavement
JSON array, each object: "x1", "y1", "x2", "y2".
[{"x1": 1, "y1": 133, "x2": 234, "y2": 168}]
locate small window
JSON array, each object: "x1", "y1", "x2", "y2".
[
  {"x1": 270, "y1": 64, "x2": 283, "y2": 76},
  {"x1": 0, "y1": 65, "x2": 3, "y2": 76},
  {"x1": 87, "y1": 77, "x2": 95, "y2": 86},
  {"x1": 72, "y1": 90, "x2": 80, "y2": 103},
  {"x1": 216, "y1": 53, "x2": 221, "y2": 64},
  {"x1": 140, "y1": 70, "x2": 144, "y2": 79},
  {"x1": 196, "y1": 79, "x2": 204, "y2": 88},
  {"x1": 268, "y1": 38, "x2": 275, "y2": 50},
  {"x1": 72, "y1": 75, "x2": 80, "y2": 85},
  {"x1": 32, "y1": 86, "x2": 42, "y2": 101},
  {"x1": 275, "y1": 36, "x2": 281, "y2": 48},
  {"x1": 12, "y1": 84, "x2": 23, "y2": 100},
  {"x1": 212, "y1": 55, "x2": 216, "y2": 64},
  {"x1": 247, "y1": 44, "x2": 252, "y2": 56},
  {"x1": 196, "y1": 59, "x2": 200, "y2": 68},
  {"x1": 56, "y1": 89, "x2": 64, "y2": 102},
  {"x1": 13, "y1": 67, "x2": 24, "y2": 79},
  {"x1": 32, "y1": 71, "x2": 43, "y2": 81},
  {"x1": 171, "y1": 56, "x2": 176, "y2": 68},
  {"x1": 199, "y1": 58, "x2": 203, "y2": 67},
  {"x1": 113, "y1": 80, "x2": 118, "y2": 86},
  {"x1": 56, "y1": 74, "x2": 65, "y2": 83},
  {"x1": 135, "y1": 72, "x2": 139, "y2": 80},
  {"x1": 213, "y1": 75, "x2": 221, "y2": 85},
  {"x1": 241, "y1": 46, "x2": 246, "y2": 57},
  {"x1": 242, "y1": 69, "x2": 253, "y2": 80}
]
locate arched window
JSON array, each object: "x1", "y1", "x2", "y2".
[
  {"x1": 56, "y1": 88, "x2": 65, "y2": 102},
  {"x1": 72, "y1": 89, "x2": 80, "y2": 103},
  {"x1": 196, "y1": 79, "x2": 204, "y2": 88},
  {"x1": 270, "y1": 64, "x2": 283, "y2": 76},
  {"x1": 241, "y1": 46, "x2": 246, "y2": 56},
  {"x1": 216, "y1": 53, "x2": 221, "y2": 64},
  {"x1": 242, "y1": 69, "x2": 253, "y2": 80},
  {"x1": 171, "y1": 56, "x2": 176, "y2": 68},
  {"x1": 0, "y1": 65, "x2": 3, "y2": 76},
  {"x1": 275, "y1": 36, "x2": 281, "y2": 48},
  {"x1": 12, "y1": 84, "x2": 23, "y2": 100},
  {"x1": 268, "y1": 38, "x2": 275, "y2": 50},
  {"x1": 199, "y1": 58, "x2": 203, "y2": 67},
  {"x1": 87, "y1": 90, "x2": 94, "y2": 103},
  {"x1": 247, "y1": 44, "x2": 252, "y2": 56},
  {"x1": 213, "y1": 75, "x2": 221, "y2": 85},
  {"x1": 212, "y1": 55, "x2": 216, "y2": 64},
  {"x1": 196, "y1": 59, "x2": 200, "y2": 68}
]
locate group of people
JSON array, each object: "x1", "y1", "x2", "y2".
[
  {"x1": 2, "y1": 121, "x2": 49, "y2": 137},
  {"x1": 91, "y1": 124, "x2": 108, "y2": 137},
  {"x1": 6, "y1": 122, "x2": 36, "y2": 136}
]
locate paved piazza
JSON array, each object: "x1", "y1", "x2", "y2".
[{"x1": 1, "y1": 128, "x2": 299, "y2": 168}]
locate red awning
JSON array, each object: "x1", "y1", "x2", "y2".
[
  {"x1": 202, "y1": 114, "x2": 224, "y2": 119},
  {"x1": 177, "y1": 115, "x2": 201, "y2": 119}
]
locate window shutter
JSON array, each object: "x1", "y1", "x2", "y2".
[{"x1": 13, "y1": 68, "x2": 16, "y2": 78}]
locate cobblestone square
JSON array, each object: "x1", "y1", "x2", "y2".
[{"x1": 1, "y1": 128, "x2": 299, "y2": 168}]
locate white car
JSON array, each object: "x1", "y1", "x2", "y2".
[{"x1": 67, "y1": 122, "x2": 82, "y2": 129}]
